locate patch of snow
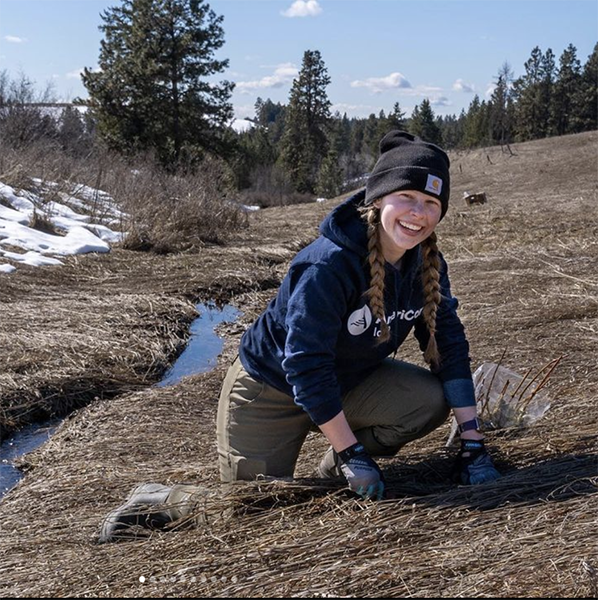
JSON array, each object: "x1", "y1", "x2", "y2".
[
  {"x1": 0, "y1": 249, "x2": 63, "y2": 267},
  {"x1": 0, "y1": 263, "x2": 16, "y2": 274},
  {"x1": 0, "y1": 178, "x2": 122, "y2": 273},
  {"x1": 0, "y1": 220, "x2": 110, "y2": 255},
  {"x1": 0, "y1": 204, "x2": 29, "y2": 225},
  {"x1": 84, "y1": 223, "x2": 125, "y2": 243}
]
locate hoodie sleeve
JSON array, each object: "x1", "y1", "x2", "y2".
[
  {"x1": 281, "y1": 262, "x2": 353, "y2": 426},
  {"x1": 413, "y1": 253, "x2": 476, "y2": 408}
]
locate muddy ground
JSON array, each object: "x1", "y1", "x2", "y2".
[{"x1": 0, "y1": 131, "x2": 596, "y2": 598}]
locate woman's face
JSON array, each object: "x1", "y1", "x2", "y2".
[{"x1": 374, "y1": 189, "x2": 442, "y2": 264}]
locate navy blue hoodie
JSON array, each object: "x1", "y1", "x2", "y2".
[{"x1": 239, "y1": 190, "x2": 475, "y2": 426}]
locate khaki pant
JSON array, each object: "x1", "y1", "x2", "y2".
[{"x1": 216, "y1": 357, "x2": 449, "y2": 482}]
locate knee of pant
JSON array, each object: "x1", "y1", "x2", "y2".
[
  {"x1": 219, "y1": 454, "x2": 269, "y2": 483},
  {"x1": 426, "y1": 387, "x2": 450, "y2": 424},
  {"x1": 380, "y1": 387, "x2": 448, "y2": 445},
  {"x1": 413, "y1": 386, "x2": 450, "y2": 432}
]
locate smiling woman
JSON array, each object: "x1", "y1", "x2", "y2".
[
  {"x1": 99, "y1": 129, "x2": 503, "y2": 543},
  {"x1": 217, "y1": 131, "x2": 501, "y2": 494}
]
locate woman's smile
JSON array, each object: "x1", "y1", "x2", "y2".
[{"x1": 375, "y1": 190, "x2": 442, "y2": 263}]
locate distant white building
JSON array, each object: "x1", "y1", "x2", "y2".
[{"x1": 229, "y1": 118, "x2": 255, "y2": 134}]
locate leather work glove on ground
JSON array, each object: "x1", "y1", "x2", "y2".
[
  {"x1": 453, "y1": 439, "x2": 502, "y2": 485},
  {"x1": 337, "y1": 442, "x2": 385, "y2": 500}
]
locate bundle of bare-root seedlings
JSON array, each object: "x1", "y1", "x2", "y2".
[
  {"x1": 478, "y1": 355, "x2": 563, "y2": 428},
  {"x1": 443, "y1": 353, "x2": 563, "y2": 450}
]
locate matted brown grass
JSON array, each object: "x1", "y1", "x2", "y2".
[{"x1": 0, "y1": 131, "x2": 597, "y2": 597}]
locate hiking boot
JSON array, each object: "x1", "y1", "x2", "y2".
[
  {"x1": 314, "y1": 446, "x2": 343, "y2": 480},
  {"x1": 98, "y1": 482, "x2": 213, "y2": 543}
]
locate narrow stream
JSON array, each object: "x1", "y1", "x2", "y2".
[
  {"x1": 157, "y1": 302, "x2": 240, "y2": 387},
  {"x1": 0, "y1": 419, "x2": 62, "y2": 497},
  {"x1": 0, "y1": 302, "x2": 241, "y2": 498}
]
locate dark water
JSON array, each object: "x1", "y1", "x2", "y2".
[
  {"x1": 0, "y1": 419, "x2": 61, "y2": 496},
  {"x1": 157, "y1": 302, "x2": 240, "y2": 387},
  {"x1": 0, "y1": 302, "x2": 241, "y2": 499}
]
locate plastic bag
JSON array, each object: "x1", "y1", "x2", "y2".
[{"x1": 447, "y1": 362, "x2": 552, "y2": 446}]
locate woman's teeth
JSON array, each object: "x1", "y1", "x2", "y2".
[{"x1": 399, "y1": 221, "x2": 423, "y2": 231}]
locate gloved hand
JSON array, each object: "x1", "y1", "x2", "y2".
[
  {"x1": 338, "y1": 442, "x2": 385, "y2": 500},
  {"x1": 453, "y1": 439, "x2": 501, "y2": 485}
]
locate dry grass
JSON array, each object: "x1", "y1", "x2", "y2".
[
  {"x1": 0, "y1": 292, "x2": 198, "y2": 437},
  {"x1": 0, "y1": 131, "x2": 597, "y2": 598},
  {"x1": 0, "y1": 138, "x2": 247, "y2": 257}
]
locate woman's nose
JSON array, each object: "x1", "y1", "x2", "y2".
[{"x1": 409, "y1": 200, "x2": 425, "y2": 217}]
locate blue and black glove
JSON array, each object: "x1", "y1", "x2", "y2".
[
  {"x1": 338, "y1": 442, "x2": 385, "y2": 500},
  {"x1": 453, "y1": 439, "x2": 501, "y2": 485}
]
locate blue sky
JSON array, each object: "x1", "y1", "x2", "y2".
[{"x1": 0, "y1": 0, "x2": 596, "y2": 120}]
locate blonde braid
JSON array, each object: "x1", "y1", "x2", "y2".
[
  {"x1": 360, "y1": 205, "x2": 390, "y2": 343},
  {"x1": 421, "y1": 232, "x2": 442, "y2": 368}
]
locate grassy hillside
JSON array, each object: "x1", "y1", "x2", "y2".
[{"x1": 0, "y1": 131, "x2": 596, "y2": 598}]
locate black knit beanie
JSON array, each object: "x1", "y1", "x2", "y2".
[{"x1": 364, "y1": 130, "x2": 451, "y2": 219}]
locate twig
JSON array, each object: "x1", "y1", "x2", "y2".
[
  {"x1": 515, "y1": 357, "x2": 561, "y2": 405},
  {"x1": 479, "y1": 350, "x2": 506, "y2": 418},
  {"x1": 510, "y1": 367, "x2": 533, "y2": 402},
  {"x1": 518, "y1": 357, "x2": 563, "y2": 413}
]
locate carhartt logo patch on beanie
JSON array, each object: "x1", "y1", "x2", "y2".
[{"x1": 364, "y1": 130, "x2": 451, "y2": 219}]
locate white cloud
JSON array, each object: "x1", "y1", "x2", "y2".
[
  {"x1": 281, "y1": 0, "x2": 323, "y2": 18},
  {"x1": 236, "y1": 63, "x2": 298, "y2": 93},
  {"x1": 429, "y1": 96, "x2": 451, "y2": 107},
  {"x1": 4, "y1": 35, "x2": 27, "y2": 44},
  {"x1": 66, "y1": 68, "x2": 84, "y2": 79},
  {"x1": 485, "y1": 83, "x2": 497, "y2": 97},
  {"x1": 410, "y1": 85, "x2": 443, "y2": 96},
  {"x1": 452, "y1": 79, "x2": 475, "y2": 93},
  {"x1": 351, "y1": 72, "x2": 412, "y2": 94}
]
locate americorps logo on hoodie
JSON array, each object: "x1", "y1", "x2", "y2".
[
  {"x1": 347, "y1": 304, "x2": 424, "y2": 336},
  {"x1": 347, "y1": 305, "x2": 373, "y2": 335}
]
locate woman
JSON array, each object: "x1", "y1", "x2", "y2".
[
  {"x1": 99, "y1": 131, "x2": 499, "y2": 542},
  {"x1": 217, "y1": 130, "x2": 500, "y2": 499}
]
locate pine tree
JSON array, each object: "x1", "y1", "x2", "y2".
[
  {"x1": 550, "y1": 44, "x2": 583, "y2": 135},
  {"x1": 513, "y1": 46, "x2": 546, "y2": 141},
  {"x1": 279, "y1": 50, "x2": 331, "y2": 193},
  {"x1": 489, "y1": 62, "x2": 515, "y2": 146},
  {"x1": 345, "y1": 118, "x2": 368, "y2": 180},
  {"x1": 388, "y1": 102, "x2": 407, "y2": 130},
  {"x1": 438, "y1": 114, "x2": 463, "y2": 149},
  {"x1": 575, "y1": 42, "x2": 598, "y2": 131},
  {"x1": 254, "y1": 97, "x2": 284, "y2": 126},
  {"x1": 315, "y1": 145, "x2": 343, "y2": 198},
  {"x1": 462, "y1": 95, "x2": 486, "y2": 147},
  {"x1": 58, "y1": 106, "x2": 91, "y2": 155},
  {"x1": 409, "y1": 99, "x2": 442, "y2": 145},
  {"x1": 362, "y1": 112, "x2": 381, "y2": 163},
  {"x1": 81, "y1": 0, "x2": 234, "y2": 168},
  {"x1": 539, "y1": 49, "x2": 556, "y2": 135}
]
